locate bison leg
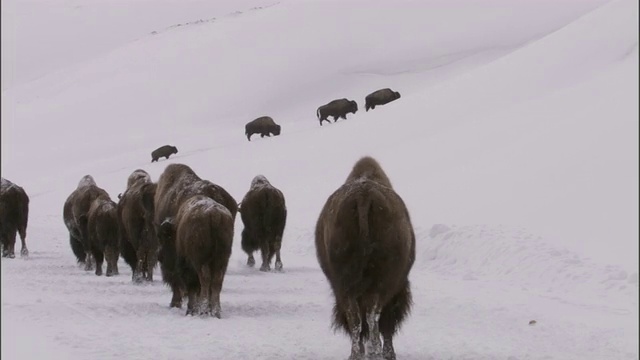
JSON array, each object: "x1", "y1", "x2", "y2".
[
  {"x1": 18, "y1": 227, "x2": 28, "y2": 257},
  {"x1": 259, "y1": 241, "x2": 271, "y2": 272},
  {"x1": 210, "y1": 270, "x2": 224, "y2": 319},
  {"x1": 93, "y1": 249, "x2": 104, "y2": 276},
  {"x1": 105, "y1": 246, "x2": 118, "y2": 276},
  {"x1": 247, "y1": 254, "x2": 255, "y2": 267},
  {"x1": 381, "y1": 333, "x2": 396, "y2": 360},
  {"x1": 170, "y1": 284, "x2": 183, "y2": 308},
  {"x1": 84, "y1": 252, "x2": 95, "y2": 271},
  {"x1": 365, "y1": 301, "x2": 383, "y2": 356},
  {"x1": 197, "y1": 265, "x2": 212, "y2": 316},
  {"x1": 344, "y1": 299, "x2": 365, "y2": 360},
  {"x1": 273, "y1": 238, "x2": 283, "y2": 271},
  {"x1": 186, "y1": 287, "x2": 198, "y2": 316},
  {"x1": 145, "y1": 250, "x2": 157, "y2": 282},
  {"x1": 2, "y1": 231, "x2": 16, "y2": 258}
]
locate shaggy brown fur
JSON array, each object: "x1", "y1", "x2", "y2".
[
  {"x1": 317, "y1": 98, "x2": 358, "y2": 126},
  {"x1": 0, "y1": 178, "x2": 29, "y2": 258},
  {"x1": 117, "y1": 169, "x2": 158, "y2": 282},
  {"x1": 161, "y1": 195, "x2": 234, "y2": 317},
  {"x1": 151, "y1": 145, "x2": 178, "y2": 163},
  {"x1": 364, "y1": 88, "x2": 401, "y2": 112},
  {"x1": 87, "y1": 197, "x2": 120, "y2": 276},
  {"x1": 154, "y1": 163, "x2": 238, "y2": 309},
  {"x1": 63, "y1": 175, "x2": 111, "y2": 270},
  {"x1": 245, "y1": 116, "x2": 282, "y2": 141},
  {"x1": 240, "y1": 175, "x2": 287, "y2": 271},
  {"x1": 315, "y1": 156, "x2": 415, "y2": 360}
]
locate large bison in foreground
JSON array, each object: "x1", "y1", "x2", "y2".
[
  {"x1": 317, "y1": 98, "x2": 358, "y2": 125},
  {"x1": 63, "y1": 175, "x2": 112, "y2": 270},
  {"x1": 239, "y1": 175, "x2": 287, "y2": 271},
  {"x1": 364, "y1": 88, "x2": 401, "y2": 111},
  {"x1": 154, "y1": 164, "x2": 238, "y2": 315},
  {"x1": 245, "y1": 116, "x2": 281, "y2": 141},
  {"x1": 118, "y1": 169, "x2": 158, "y2": 282},
  {"x1": 315, "y1": 156, "x2": 415, "y2": 360},
  {"x1": 0, "y1": 178, "x2": 29, "y2": 258}
]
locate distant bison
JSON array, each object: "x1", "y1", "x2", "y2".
[
  {"x1": 317, "y1": 98, "x2": 358, "y2": 126},
  {"x1": 315, "y1": 156, "x2": 416, "y2": 360},
  {"x1": 0, "y1": 178, "x2": 30, "y2": 258},
  {"x1": 161, "y1": 195, "x2": 234, "y2": 317},
  {"x1": 365, "y1": 88, "x2": 401, "y2": 111},
  {"x1": 154, "y1": 163, "x2": 238, "y2": 310},
  {"x1": 87, "y1": 197, "x2": 120, "y2": 276},
  {"x1": 63, "y1": 175, "x2": 111, "y2": 270},
  {"x1": 118, "y1": 169, "x2": 158, "y2": 282},
  {"x1": 245, "y1": 116, "x2": 281, "y2": 141},
  {"x1": 239, "y1": 175, "x2": 287, "y2": 271},
  {"x1": 151, "y1": 145, "x2": 178, "y2": 162}
]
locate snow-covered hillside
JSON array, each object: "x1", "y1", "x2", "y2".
[{"x1": 2, "y1": 0, "x2": 637, "y2": 359}]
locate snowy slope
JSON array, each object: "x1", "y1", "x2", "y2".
[{"x1": 1, "y1": 0, "x2": 638, "y2": 359}]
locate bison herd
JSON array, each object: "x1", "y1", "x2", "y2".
[
  {"x1": 241, "y1": 87, "x2": 401, "y2": 142},
  {"x1": 2, "y1": 154, "x2": 414, "y2": 359}
]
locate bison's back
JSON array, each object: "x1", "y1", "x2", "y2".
[{"x1": 317, "y1": 180, "x2": 414, "y2": 299}]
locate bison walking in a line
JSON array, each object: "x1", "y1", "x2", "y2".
[
  {"x1": 118, "y1": 169, "x2": 158, "y2": 282},
  {"x1": 317, "y1": 98, "x2": 358, "y2": 126},
  {"x1": 245, "y1": 116, "x2": 281, "y2": 141},
  {"x1": 0, "y1": 178, "x2": 29, "y2": 258},
  {"x1": 365, "y1": 88, "x2": 401, "y2": 111},
  {"x1": 151, "y1": 145, "x2": 178, "y2": 163},
  {"x1": 63, "y1": 175, "x2": 112, "y2": 270},
  {"x1": 161, "y1": 195, "x2": 234, "y2": 317},
  {"x1": 315, "y1": 156, "x2": 415, "y2": 360},
  {"x1": 87, "y1": 197, "x2": 120, "y2": 276},
  {"x1": 239, "y1": 175, "x2": 287, "y2": 271},
  {"x1": 154, "y1": 164, "x2": 238, "y2": 311}
]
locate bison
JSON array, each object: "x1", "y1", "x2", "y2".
[
  {"x1": 245, "y1": 116, "x2": 282, "y2": 141},
  {"x1": 0, "y1": 178, "x2": 29, "y2": 258},
  {"x1": 63, "y1": 175, "x2": 111, "y2": 270},
  {"x1": 151, "y1": 145, "x2": 178, "y2": 163},
  {"x1": 364, "y1": 88, "x2": 401, "y2": 111},
  {"x1": 315, "y1": 156, "x2": 415, "y2": 360},
  {"x1": 117, "y1": 169, "x2": 158, "y2": 282},
  {"x1": 87, "y1": 197, "x2": 120, "y2": 276},
  {"x1": 239, "y1": 175, "x2": 287, "y2": 271},
  {"x1": 161, "y1": 195, "x2": 234, "y2": 317},
  {"x1": 317, "y1": 98, "x2": 358, "y2": 126},
  {"x1": 153, "y1": 163, "x2": 238, "y2": 310}
]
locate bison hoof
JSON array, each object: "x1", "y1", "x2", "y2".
[
  {"x1": 95, "y1": 269, "x2": 103, "y2": 276},
  {"x1": 275, "y1": 261, "x2": 283, "y2": 271},
  {"x1": 259, "y1": 264, "x2": 270, "y2": 272},
  {"x1": 247, "y1": 256, "x2": 255, "y2": 267},
  {"x1": 170, "y1": 300, "x2": 183, "y2": 309},
  {"x1": 106, "y1": 271, "x2": 114, "y2": 277},
  {"x1": 20, "y1": 248, "x2": 29, "y2": 257},
  {"x1": 7, "y1": 253, "x2": 16, "y2": 259}
]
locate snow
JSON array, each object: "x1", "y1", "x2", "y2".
[{"x1": 1, "y1": 0, "x2": 637, "y2": 359}]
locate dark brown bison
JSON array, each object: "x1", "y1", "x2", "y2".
[
  {"x1": 365, "y1": 88, "x2": 401, "y2": 111},
  {"x1": 317, "y1": 98, "x2": 358, "y2": 126},
  {"x1": 0, "y1": 178, "x2": 29, "y2": 258},
  {"x1": 315, "y1": 156, "x2": 415, "y2": 360},
  {"x1": 87, "y1": 197, "x2": 120, "y2": 276},
  {"x1": 154, "y1": 163, "x2": 238, "y2": 309},
  {"x1": 161, "y1": 195, "x2": 234, "y2": 317},
  {"x1": 151, "y1": 145, "x2": 178, "y2": 162},
  {"x1": 245, "y1": 116, "x2": 282, "y2": 141},
  {"x1": 63, "y1": 175, "x2": 111, "y2": 270},
  {"x1": 117, "y1": 169, "x2": 158, "y2": 282},
  {"x1": 239, "y1": 175, "x2": 287, "y2": 271}
]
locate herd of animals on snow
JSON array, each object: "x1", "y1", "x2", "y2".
[{"x1": 0, "y1": 86, "x2": 410, "y2": 360}]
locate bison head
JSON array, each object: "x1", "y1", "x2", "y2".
[
  {"x1": 273, "y1": 125, "x2": 281, "y2": 136},
  {"x1": 350, "y1": 100, "x2": 358, "y2": 114},
  {"x1": 394, "y1": 91, "x2": 401, "y2": 99},
  {"x1": 171, "y1": 146, "x2": 178, "y2": 154}
]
